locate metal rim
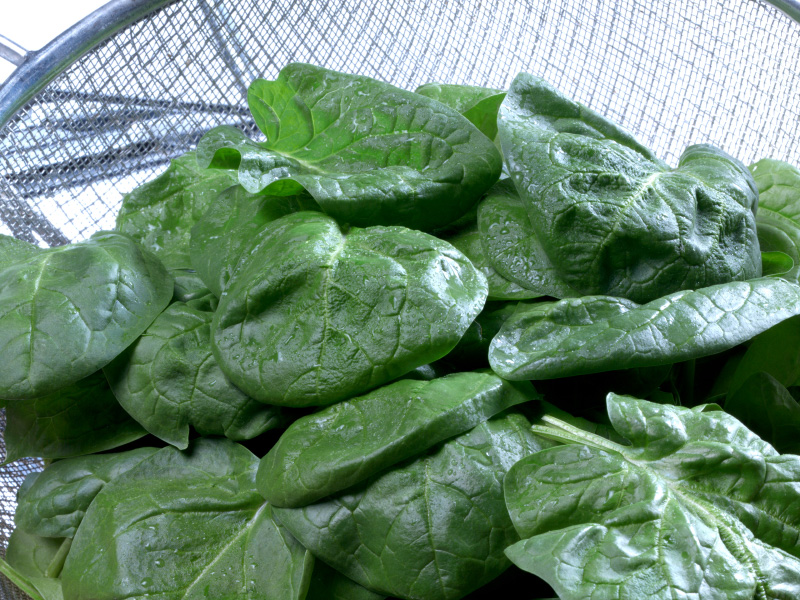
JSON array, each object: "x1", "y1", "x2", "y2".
[
  {"x1": 766, "y1": 0, "x2": 800, "y2": 22},
  {"x1": 0, "y1": 0, "x2": 178, "y2": 132}
]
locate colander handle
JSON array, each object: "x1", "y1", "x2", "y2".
[{"x1": 0, "y1": 34, "x2": 26, "y2": 66}]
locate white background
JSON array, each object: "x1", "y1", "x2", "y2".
[{"x1": 0, "y1": 0, "x2": 108, "y2": 83}]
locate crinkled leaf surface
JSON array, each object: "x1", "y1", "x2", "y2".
[
  {"x1": 62, "y1": 438, "x2": 313, "y2": 600},
  {"x1": 212, "y1": 211, "x2": 487, "y2": 406},
  {"x1": 115, "y1": 152, "x2": 237, "y2": 270},
  {"x1": 273, "y1": 411, "x2": 550, "y2": 600},
  {"x1": 197, "y1": 63, "x2": 502, "y2": 231},
  {"x1": 490, "y1": 277, "x2": 800, "y2": 380},
  {"x1": 504, "y1": 394, "x2": 800, "y2": 599},
  {"x1": 725, "y1": 371, "x2": 800, "y2": 455},
  {"x1": 751, "y1": 158, "x2": 800, "y2": 283},
  {"x1": 189, "y1": 185, "x2": 319, "y2": 297},
  {"x1": 414, "y1": 83, "x2": 505, "y2": 140},
  {"x1": 258, "y1": 372, "x2": 535, "y2": 507},
  {"x1": 498, "y1": 73, "x2": 761, "y2": 303},
  {"x1": 4, "y1": 371, "x2": 146, "y2": 462},
  {"x1": 105, "y1": 302, "x2": 283, "y2": 449},
  {"x1": 15, "y1": 447, "x2": 158, "y2": 538},
  {"x1": 477, "y1": 179, "x2": 578, "y2": 298},
  {"x1": 306, "y1": 560, "x2": 384, "y2": 600},
  {"x1": 0, "y1": 234, "x2": 41, "y2": 269},
  {"x1": 0, "y1": 231, "x2": 173, "y2": 399},
  {"x1": 445, "y1": 220, "x2": 541, "y2": 300}
]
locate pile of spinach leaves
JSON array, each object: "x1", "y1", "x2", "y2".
[{"x1": 3, "y1": 63, "x2": 800, "y2": 599}]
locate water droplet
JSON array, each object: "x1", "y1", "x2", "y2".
[{"x1": 141, "y1": 578, "x2": 152, "y2": 588}]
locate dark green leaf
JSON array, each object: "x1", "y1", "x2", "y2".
[
  {"x1": 306, "y1": 561, "x2": 384, "y2": 600},
  {"x1": 257, "y1": 372, "x2": 535, "y2": 507},
  {"x1": 212, "y1": 211, "x2": 488, "y2": 406},
  {"x1": 189, "y1": 185, "x2": 319, "y2": 297},
  {"x1": 105, "y1": 302, "x2": 284, "y2": 449},
  {"x1": 4, "y1": 371, "x2": 146, "y2": 462},
  {"x1": 415, "y1": 83, "x2": 505, "y2": 140},
  {"x1": 61, "y1": 438, "x2": 313, "y2": 600},
  {"x1": 14, "y1": 447, "x2": 158, "y2": 538},
  {"x1": 115, "y1": 152, "x2": 237, "y2": 270},
  {"x1": 498, "y1": 73, "x2": 761, "y2": 303},
  {"x1": 441, "y1": 301, "x2": 519, "y2": 369},
  {"x1": 273, "y1": 411, "x2": 550, "y2": 600},
  {"x1": 0, "y1": 231, "x2": 173, "y2": 400},
  {"x1": 170, "y1": 268, "x2": 216, "y2": 305},
  {"x1": 728, "y1": 315, "x2": 800, "y2": 394},
  {"x1": 197, "y1": 63, "x2": 502, "y2": 231},
  {"x1": 490, "y1": 278, "x2": 800, "y2": 380},
  {"x1": 504, "y1": 394, "x2": 800, "y2": 599}
]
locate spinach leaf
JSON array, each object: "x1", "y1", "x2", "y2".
[
  {"x1": 414, "y1": 83, "x2": 505, "y2": 140},
  {"x1": 197, "y1": 63, "x2": 502, "y2": 231},
  {"x1": 306, "y1": 561, "x2": 384, "y2": 600},
  {"x1": 189, "y1": 185, "x2": 319, "y2": 297},
  {"x1": 725, "y1": 371, "x2": 800, "y2": 454},
  {"x1": 171, "y1": 268, "x2": 216, "y2": 305},
  {"x1": 1, "y1": 529, "x2": 65, "y2": 600},
  {"x1": 213, "y1": 211, "x2": 487, "y2": 407},
  {"x1": 4, "y1": 371, "x2": 146, "y2": 462},
  {"x1": 0, "y1": 231, "x2": 173, "y2": 400},
  {"x1": 61, "y1": 438, "x2": 313, "y2": 600},
  {"x1": 441, "y1": 301, "x2": 519, "y2": 369},
  {"x1": 477, "y1": 179, "x2": 578, "y2": 298},
  {"x1": 490, "y1": 277, "x2": 800, "y2": 380},
  {"x1": 14, "y1": 447, "x2": 158, "y2": 538},
  {"x1": 762, "y1": 250, "x2": 794, "y2": 277},
  {"x1": 115, "y1": 152, "x2": 237, "y2": 270},
  {"x1": 105, "y1": 301, "x2": 284, "y2": 449},
  {"x1": 727, "y1": 315, "x2": 800, "y2": 394},
  {"x1": 498, "y1": 73, "x2": 761, "y2": 303},
  {"x1": 504, "y1": 393, "x2": 800, "y2": 600},
  {"x1": 751, "y1": 158, "x2": 800, "y2": 283},
  {"x1": 0, "y1": 234, "x2": 40, "y2": 269},
  {"x1": 257, "y1": 372, "x2": 535, "y2": 507},
  {"x1": 273, "y1": 411, "x2": 550, "y2": 600}
]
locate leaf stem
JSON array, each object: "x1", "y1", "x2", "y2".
[{"x1": 531, "y1": 415, "x2": 627, "y2": 454}]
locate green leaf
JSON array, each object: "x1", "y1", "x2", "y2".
[
  {"x1": 6, "y1": 528, "x2": 65, "y2": 579},
  {"x1": 762, "y1": 251, "x2": 794, "y2": 277},
  {"x1": 751, "y1": 158, "x2": 800, "y2": 283},
  {"x1": 189, "y1": 185, "x2": 319, "y2": 297},
  {"x1": 728, "y1": 315, "x2": 800, "y2": 394},
  {"x1": 490, "y1": 277, "x2": 800, "y2": 380},
  {"x1": 445, "y1": 220, "x2": 542, "y2": 300},
  {"x1": 0, "y1": 234, "x2": 41, "y2": 269},
  {"x1": 197, "y1": 63, "x2": 502, "y2": 231},
  {"x1": 0, "y1": 231, "x2": 173, "y2": 400},
  {"x1": 504, "y1": 394, "x2": 800, "y2": 599},
  {"x1": 212, "y1": 211, "x2": 488, "y2": 407},
  {"x1": 170, "y1": 268, "x2": 216, "y2": 305},
  {"x1": 61, "y1": 438, "x2": 314, "y2": 600},
  {"x1": 273, "y1": 411, "x2": 550, "y2": 600},
  {"x1": 725, "y1": 371, "x2": 800, "y2": 454},
  {"x1": 14, "y1": 447, "x2": 158, "y2": 538},
  {"x1": 415, "y1": 83, "x2": 505, "y2": 140},
  {"x1": 4, "y1": 371, "x2": 146, "y2": 462},
  {"x1": 105, "y1": 302, "x2": 284, "y2": 449},
  {"x1": 115, "y1": 152, "x2": 237, "y2": 270},
  {"x1": 477, "y1": 179, "x2": 578, "y2": 298},
  {"x1": 498, "y1": 73, "x2": 761, "y2": 303},
  {"x1": 306, "y1": 561, "x2": 384, "y2": 600},
  {"x1": 257, "y1": 372, "x2": 535, "y2": 507},
  {"x1": 440, "y1": 302, "x2": 519, "y2": 369}
]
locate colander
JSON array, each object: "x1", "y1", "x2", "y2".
[{"x1": 2, "y1": 0, "x2": 800, "y2": 597}]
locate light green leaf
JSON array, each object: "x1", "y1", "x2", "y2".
[
  {"x1": 762, "y1": 251, "x2": 794, "y2": 277},
  {"x1": 415, "y1": 83, "x2": 505, "y2": 140},
  {"x1": 212, "y1": 211, "x2": 487, "y2": 407},
  {"x1": 498, "y1": 73, "x2": 761, "y2": 303},
  {"x1": 197, "y1": 63, "x2": 502, "y2": 231},
  {"x1": 257, "y1": 372, "x2": 535, "y2": 507},
  {"x1": 490, "y1": 278, "x2": 800, "y2": 381},
  {"x1": 0, "y1": 231, "x2": 173, "y2": 400}
]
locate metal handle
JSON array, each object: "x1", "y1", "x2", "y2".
[{"x1": 0, "y1": 34, "x2": 27, "y2": 67}]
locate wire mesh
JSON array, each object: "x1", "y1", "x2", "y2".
[{"x1": 1, "y1": 0, "x2": 799, "y2": 597}]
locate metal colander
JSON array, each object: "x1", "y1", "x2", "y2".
[{"x1": 1, "y1": 0, "x2": 800, "y2": 597}]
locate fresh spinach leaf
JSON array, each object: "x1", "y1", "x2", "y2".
[
  {"x1": 0, "y1": 231, "x2": 173, "y2": 400},
  {"x1": 273, "y1": 411, "x2": 551, "y2": 600},
  {"x1": 115, "y1": 152, "x2": 237, "y2": 270},
  {"x1": 61, "y1": 438, "x2": 313, "y2": 600},
  {"x1": 306, "y1": 560, "x2": 384, "y2": 600},
  {"x1": 504, "y1": 393, "x2": 800, "y2": 600},
  {"x1": 498, "y1": 73, "x2": 761, "y2": 303},
  {"x1": 170, "y1": 268, "x2": 216, "y2": 305},
  {"x1": 441, "y1": 302, "x2": 519, "y2": 369},
  {"x1": 4, "y1": 371, "x2": 146, "y2": 462},
  {"x1": 14, "y1": 447, "x2": 158, "y2": 538},
  {"x1": 189, "y1": 185, "x2": 319, "y2": 297},
  {"x1": 197, "y1": 63, "x2": 502, "y2": 231},
  {"x1": 762, "y1": 250, "x2": 794, "y2": 277},
  {"x1": 727, "y1": 315, "x2": 800, "y2": 394},
  {"x1": 490, "y1": 277, "x2": 800, "y2": 380},
  {"x1": 1, "y1": 529, "x2": 65, "y2": 600},
  {"x1": 257, "y1": 372, "x2": 536, "y2": 507},
  {"x1": 751, "y1": 158, "x2": 800, "y2": 283},
  {"x1": 414, "y1": 83, "x2": 505, "y2": 140},
  {"x1": 105, "y1": 301, "x2": 284, "y2": 449},
  {"x1": 212, "y1": 211, "x2": 487, "y2": 406}
]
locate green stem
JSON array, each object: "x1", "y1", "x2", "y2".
[
  {"x1": 0, "y1": 559, "x2": 44, "y2": 600},
  {"x1": 44, "y1": 538, "x2": 71, "y2": 579},
  {"x1": 531, "y1": 415, "x2": 627, "y2": 454}
]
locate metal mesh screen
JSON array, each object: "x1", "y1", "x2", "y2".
[{"x1": 1, "y1": 0, "x2": 799, "y2": 597}]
